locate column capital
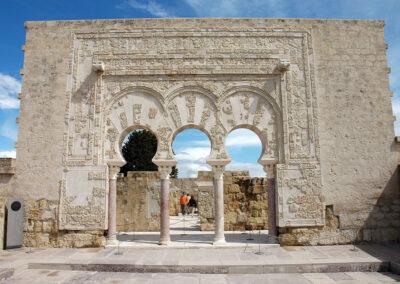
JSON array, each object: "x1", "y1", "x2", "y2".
[
  {"x1": 158, "y1": 165, "x2": 173, "y2": 180},
  {"x1": 153, "y1": 159, "x2": 176, "y2": 180},
  {"x1": 259, "y1": 158, "x2": 278, "y2": 178},
  {"x1": 211, "y1": 164, "x2": 225, "y2": 179},
  {"x1": 108, "y1": 161, "x2": 124, "y2": 180}
]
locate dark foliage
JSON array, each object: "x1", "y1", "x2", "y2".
[
  {"x1": 170, "y1": 166, "x2": 179, "y2": 179},
  {"x1": 120, "y1": 129, "x2": 158, "y2": 175}
]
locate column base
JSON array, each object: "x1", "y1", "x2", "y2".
[
  {"x1": 267, "y1": 235, "x2": 279, "y2": 244},
  {"x1": 159, "y1": 238, "x2": 170, "y2": 246},
  {"x1": 106, "y1": 238, "x2": 119, "y2": 246},
  {"x1": 213, "y1": 237, "x2": 226, "y2": 245}
]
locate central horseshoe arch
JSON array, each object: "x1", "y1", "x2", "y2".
[{"x1": 102, "y1": 82, "x2": 284, "y2": 245}]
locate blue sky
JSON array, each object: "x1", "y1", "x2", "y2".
[{"x1": 0, "y1": 0, "x2": 399, "y2": 177}]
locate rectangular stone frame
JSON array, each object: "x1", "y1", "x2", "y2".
[
  {"x1": 59, "y1": 165, "x2": 108, "y2": 230},
  {"x1": 60, "y1": 26, "x2": 324, "y2": 230}
]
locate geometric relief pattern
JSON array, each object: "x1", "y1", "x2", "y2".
[
  {"x1": 61, "y1": 27, "x2": 323, "y2": 229},
  {"x1": 276, "y1": 163, "x2": 325, "y2": 227},
  {"x1": 59, "y1": 165, "x2": 107, "y2": 230}
]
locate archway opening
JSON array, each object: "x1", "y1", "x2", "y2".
[
  {"x1": 225, "y1": 128, "x2": 264, "y2": 177},
  {"x1": 224, "y1": 128, "x2": 268, "y2": 238},
  {"x1": 169, "y1": 128, "x2": 212, "y2": 236},
  {"x1": 116, "y1": 128, "x2": 161, "y2": 240},
  {"x1": 172, "y1": 128, "x2": 211, "y2": 178}
]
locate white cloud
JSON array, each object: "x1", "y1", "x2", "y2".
[
  {"x1": 175, "y1": 146, "x2": 210, "y2": 162},
  {"x1": 174, "y1": 146, "x2": 211, "y2": 177},
  {"x1": 0, "y1": 119, "x2": 17, "y2": 141},
  {"x1": 0, "y1": 150, "x2": 16, "y2": 158},
  {"x1": 226, "y1": 161, "x2": 265, "y2": 177},
  {"x1": 0, "y1": 73, "x2": 20, "y2": 109},
  {"x1": 121, "y1": 0, "x2": 174, "y2": 17},
  {"x1": 184, "y1": 0, "x2": 286, "y2": 18},
  {"x1": 225, "y1": 128, "x2": 262, "y2": 148},
  {"x1": 393, "y1": 98, "x2": 400, "y2": 116}
]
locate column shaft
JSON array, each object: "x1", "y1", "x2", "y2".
[
  {"x1": 213, "y1": 174, "x2": 225, "y2": 244},
  {"x1": 268, "y1": 177, "x2": 277, "y2": 239},
  {"x1": 159, "y1": 178, "x2": 170, "y2": 245},
  {"x1": 107, "y1": 177, "x2": 117, "y2": 244}
]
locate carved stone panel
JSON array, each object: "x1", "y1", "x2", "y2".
[
  {"x1": 167, "y1": 91, "x2": 217, "y2": 131},
  {"x1": 276, "y1": 163, "x2": 324, "y2": 227},
  {"x1": 221, "y1": 90, "x2": 278, "y2": 160},
  {"x1": 65, "y1": 26, "x2": 323, "y2": 230},
  {"x1": 59, "y1": 165, "x2": 108, "y2": 230}
]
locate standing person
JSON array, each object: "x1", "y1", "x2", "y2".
[
  {"x1": 180, "y1": 192, "x2": 188, "y2": 215},
  {"x1": 188, "y1": 194, "x2": 197, "y2": 216},
  {"x1": 184, "y1": 193, "x2": 190, "y2": 215}
]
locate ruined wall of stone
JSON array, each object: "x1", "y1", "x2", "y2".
[
  {"x1": 116, "y1": 171, "x2": 200, "y2": 232},
  {"x1": 198, "y1": 171, "x2": 268, "y2": 231},
  {"x1": 116, "y1": 171, "x2": 160, "y2": 232},
  {"x1": 116, "y1": 171, "x2": 268, "y2": 232},
  {"x1": 24, "y1": 199, "x2": 105, "y2": 248}
]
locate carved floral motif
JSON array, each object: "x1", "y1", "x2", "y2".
[
  {"x1": 119, "y1": 112, "x2": 128, "y2": 129},
  {"x1": 210, "y1": 124, "x2": 228, "y2": 159},
  {"x1": 148, "y1": 108, "x2": 158, "y2": 119},
  {"x1": 200, "y1": 101, "x2": 211, "y2": 127},
  {"x1": 222, "y1": 99, "x2": 233, "y2": 114},
  {"x1": 185, "y1": 95, "x2": 196, "y2": 123},
  {"x1": 133, "y1": 104, "x2": 142, "y2": 124},
  {"x1": 168, "y1": 103, "x2": 182, "y2": 128}
]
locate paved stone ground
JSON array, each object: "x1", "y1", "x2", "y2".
[
  {"x1": 117, "y1": 215, "x2": 270, "y2": 248},
  {"x1": 2, "y1": 270, "x2": 400, "y2": 283},
  {"x1": 0, "y1": 243, "x2": 399, "y2": 283}
]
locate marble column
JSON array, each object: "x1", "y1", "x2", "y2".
[
  {"x1": 107, "y1": 165, "x2": 119, "y2": 245},
  {"x1": 212, "y1": 165, "x2": 226, "y2": 245},
  {"x1": 263, "y1": 163, "x2": 278, "y2": 242},
  {"x1": 159, "y1": 165, "x2": 172, "y2": 245}
]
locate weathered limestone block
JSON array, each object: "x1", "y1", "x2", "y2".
[
  {"x1": 116, "y1": 171, "x2": 160, "y2": 232},
  {"x1": 23, "y1": 199, "x2": 106, "y2": 248},
  {"x1": 199, "y1": 171, "x2": 269, "y2": 231}
]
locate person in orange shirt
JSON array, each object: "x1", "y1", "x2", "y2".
[{"x1": 180, "y1": 192, "x2": 188, "y2": 215}]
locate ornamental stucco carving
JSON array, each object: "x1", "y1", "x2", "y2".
[
  {"x1": 59, "y1": 165, "x2": 108, "y2": 230},
  {"x1": 59, "y1": 26, "x2": 323, "y2": 230}
]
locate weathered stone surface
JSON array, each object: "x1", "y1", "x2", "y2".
[
  {"x1": 116, "y1": 171, "x2": 161, "y2": 232},
  {"x1": 23, "y1": 199, "x2": 105, "y2": 248},
  {"x1": 0, "y1": 158, "x2": 15, "y2": 175},
  {"x1": 0, "y1": 197, "x2": 5, "y2": 250},
  {"x1": 199, "y1": 172, "x2": 269, "y2": 231},
  {"x1": 116, "y1": 171, "x2": 269, "y2": 232},
  {"x1": 0, "y1": 18, "x2": 395, "y2": 247}
]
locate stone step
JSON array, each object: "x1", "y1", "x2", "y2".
[{"x1": 28, "y1": 261, "x2": 392, "y2": 274}]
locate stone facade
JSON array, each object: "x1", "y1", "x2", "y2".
[{"x1": 0, "y1": 18, "x2": 395, "y2": 247}]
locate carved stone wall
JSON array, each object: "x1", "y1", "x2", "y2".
[{"x1": 15, "y1": 18, "x2": 396, "y2": 247}]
